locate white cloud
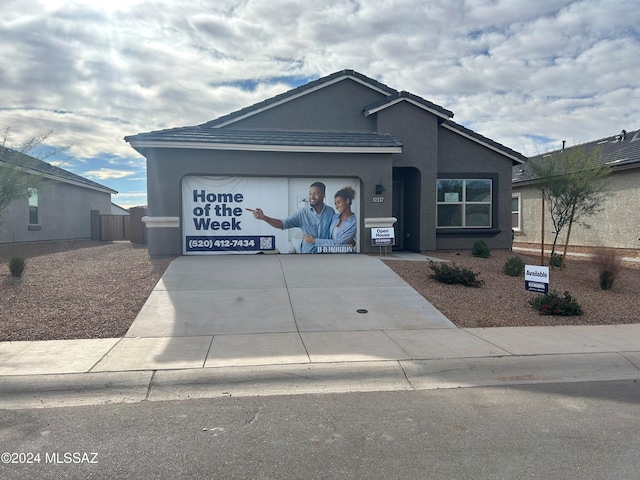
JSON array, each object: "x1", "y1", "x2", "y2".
[
  {"x1": 112, "y1": 191, "x2": 147, "y2": 209},
  {"x1": 83, "y1": 168, "x2": 136, "y2": 180},
  {"x1": 0, "y1": 0, "x2": 638, "y2": 176}
]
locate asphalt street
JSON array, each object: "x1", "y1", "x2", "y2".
[{"x1": 1, "y1": 380, "x2": 639, "y2": 479}]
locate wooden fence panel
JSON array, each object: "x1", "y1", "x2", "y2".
[
  {"x1": 100, "y1": 215, "x2": 130, "y2": 241},
  {"x1": 128, "y1": 206, "x2": 148, "y2": 244}
]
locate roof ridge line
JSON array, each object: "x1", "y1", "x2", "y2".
[{"x1": 199, "y1": 70, "x2": 399, "y2": 129}]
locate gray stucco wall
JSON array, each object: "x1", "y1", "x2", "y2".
[
  {"x1": 145, "y1": 147, "x2": 394, "y2": 255},
  {"x1": 513, "y1": 167, "x2": 640, "y2": 250},
  {"x1": 375, "y1": 101, "x2": 440, "y2": 251},
  {"x1": 224, "y1": 80, "x2": 384, "y2": 132},
  {"x1": 0, "y1": 179, "x2": 112, "y2": 244},
  {"x1": 436, "y1": 128, "x2": 515, "y2": 250}
]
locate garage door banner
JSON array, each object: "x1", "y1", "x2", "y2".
[{"x1": 182, "y1": 176, "x2": 359, "y2": 255}]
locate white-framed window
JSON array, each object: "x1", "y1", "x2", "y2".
[
  {"x1": 28, "y1": 187, "x2": 39, "y2": 225},
  {"x1": 436, "y1": 179, "x2": 492, "y2": 228},
  {"x1": 511, "y1": 192, "x2": 521, "y2": 231}
]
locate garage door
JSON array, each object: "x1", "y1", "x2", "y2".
[{"x1": 182, "y1": 176, "x2": 360, "y2": 255}]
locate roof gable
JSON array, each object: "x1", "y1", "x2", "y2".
[
  {"x1": 0, "y1": 148, "x2": 117, "y2": 194},
  {"x1": 364, "y1": 91, "x2": 453, "y2": 120},
  {"x1": 125, "y1": 69, "x2": 525, "y2": 163},
  {"x1": 201, "y1": 70, "x2": 399, "y2": 129}
]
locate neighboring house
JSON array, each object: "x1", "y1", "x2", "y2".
[
  {"x1": 125, "y1": 69, "x2": 526, "y2": 256},
  {"x1": 111, "y1": 203, "x2": 130, "y2": 215},
  {"x1": 0, "y1": 148, "x2": 117, "y2": 244},
  {"x1": 512, "y1": 128, "x2": 640, "y2": 250}
]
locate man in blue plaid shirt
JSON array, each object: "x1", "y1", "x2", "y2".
[{"x1": 250, "y1": 182, "x2": 334, "y2": 253}]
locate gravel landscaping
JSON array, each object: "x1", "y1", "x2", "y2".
[
  {"x1": 1, "y1": 240, "x2": 638, "y2": 341},
  {"x1": 1, "y1": 241, "x2": 174, "y2": 341},
  {"x1": 383, "y1": 248, "x2": 639, "y2": 328}
]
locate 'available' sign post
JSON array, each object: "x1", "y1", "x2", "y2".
[{"x1": 525, "y1": 265, "x2": 549, "y2": 293}]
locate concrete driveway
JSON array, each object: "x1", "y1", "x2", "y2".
[
  {"x1": 126, "y1": 253, "x2": 454, "y2": 337},
  {"x1": 102, "y1": 253, "x2": 459, "y2": 371}
]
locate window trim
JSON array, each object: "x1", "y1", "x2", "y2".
[
  {"x1": 436, "y1": 177, "x2": 494, "y2": 229},
  {"x1": 28, "y1": 187, "x2": 40, "y2": 227},
  {"x1": 511, "y1": 192, "x2": 522, "y2": 232}
]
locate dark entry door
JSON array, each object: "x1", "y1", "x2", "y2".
[
  {"x1": 392, "y1": 180, "x2": 404, "y2": 250},
  {"x1": 392, "y1": 167, "x2": 421, "y2": 251}
]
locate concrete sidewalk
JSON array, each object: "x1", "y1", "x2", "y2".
[{"x1": 1, "y1": 253, "x2": 639, "y2": 409}]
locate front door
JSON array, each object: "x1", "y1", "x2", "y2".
[{"x1": 392, "y1": 180, "x2": 404, "y2": 250}]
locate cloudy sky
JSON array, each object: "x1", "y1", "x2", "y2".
[{"x1": 2, "y1": 0, "x2": 639, "y2": 207}]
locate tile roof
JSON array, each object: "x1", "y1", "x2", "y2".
[
  {"x1": 0, "y1": 147, "x2": 117, "y2": 194},
  {"x1": 513, "y1": 128, "x2": 640, "y2": 183},
  {"x1": 125, "y1": 127, "x2": 402, "y2": 152}
]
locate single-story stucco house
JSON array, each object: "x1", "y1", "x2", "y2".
[
  {"x1": 512, "y1": 128, "x2": 640, "y2": 251},
  {"x1": 0, "y1": 148, "x2": 116, "y2": 244},
  {"x1": 125, "y1": 69, "x2": 526, "y2": 256}
]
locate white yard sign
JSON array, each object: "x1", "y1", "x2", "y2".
[
  {"x1": 525, "y1": 265, "x2": 549, "y2": 293},
  {"x1": 371, "y1": 227, "x2": 395, "y2": 246}
]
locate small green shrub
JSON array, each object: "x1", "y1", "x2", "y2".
[
  {"x1": 504, "y1": 256, "x2": 525, "y2": 277},
  {"x1": 529, "y1": 290, "x2": 583, "y2": 316},
  {"x1": 429, "y1": 261, "x2": 483, "y2": 287},
  {"x1": 471, "y1": 240, "x2": 491, "y2": 258},
  {"x1": 549, "y1": 252, "x2": 564, "y2": 268},
  {"x1": 9, "y1": 256, "x2": 27, "y2": 278}
]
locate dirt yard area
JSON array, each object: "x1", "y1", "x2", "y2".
[
  {"x1": 1, "y1": 241, "x2": 174, "y2": 341},
  {"x1": 1, "y1": 240, "x2": 638, "y2": 341}
]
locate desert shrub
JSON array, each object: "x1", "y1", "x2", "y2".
[
  {"x1": 529, "y1": 290, "x2": 583, "y2": 316},
  {"x1": 591, "y1": 248, "x2": 621, "y2": 290},
  {"x1": 504, "y1": 256, "x2": 525, "y2": 277},
  {"x1": 9, "y1": 256, "x2": 27, "y2": 278},
  {"x1": 599, "y1": 271, "x2": 615, "y2": 290},
  {"x1": 429, "y1": 261, "x2": 483, "y2": 287},
  {"x1": 471, "y1": 239, "x2": 491, "y2": 258},
  {"x1": 549, "y1": 252, "x2": 564, "y2": 268}
]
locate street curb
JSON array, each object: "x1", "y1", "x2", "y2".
[{"x1": 2, "y1": 352, "x2": 639, "y2": 410}]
